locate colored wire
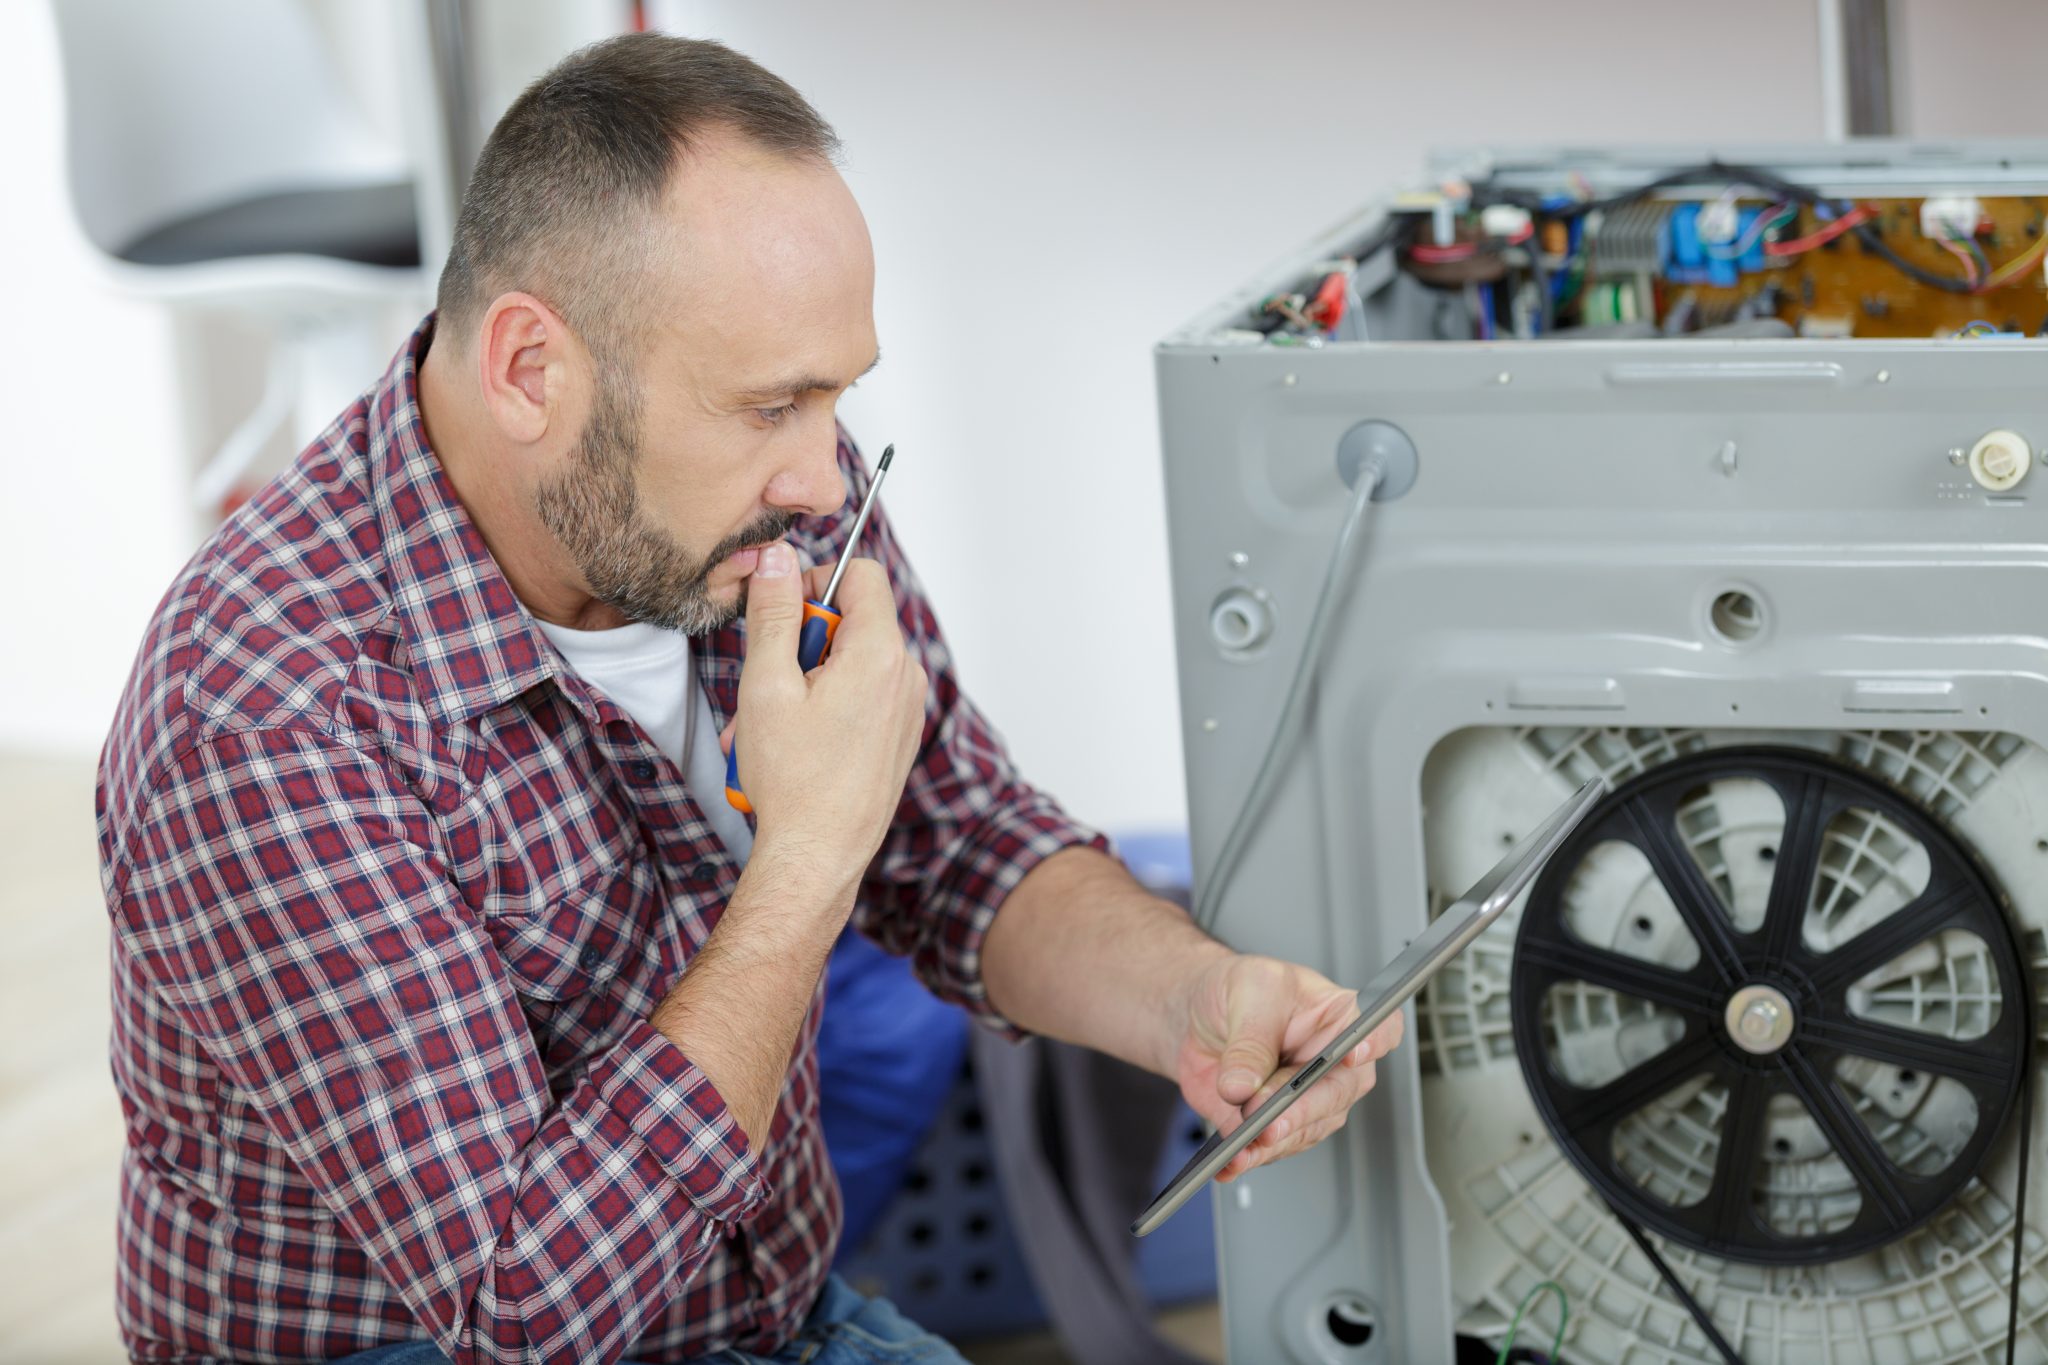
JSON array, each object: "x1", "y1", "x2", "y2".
[
  {"x1": 1263, "y1": 295, "x2": 1317, "y2": 330},
  {"x1": 1305, "y1": 266, "x2": 1353, "y2": 333},
  {"x1": 1965, "y1": 232, "x2": 1993, "y2": 281},
  {"x1": 1525, "y1": 223, "x2": 1555, "y2": 334},
  {"x1": 1471, "y1": 161, "x2": 1986, "y2": 294},
  {"x1": 1409, "y1": 224, "x2": 1534, "y2": 266},
  {"x1": 1764, "y1": 205, "x2": 1876, "y2": 257},
  {"x1": 1979, "y1": 233, "x2": 2048, "y2": 293},
  {"x1": 1705, "y1": 203, "x2": 1794, "y2": 260},
  {"x1": 1409, "y1": 240, "x2": 1480, "y2": 264},
  {"x1": 1494, "y1": 1280, "x2": 1568, "y2": 1365},
  {"x1": 1937, "y1": 230, "x2": 1987, "y2": 290},
  {"x1": 1956, "y1": 320, "x2": 2005, "y2": 338},
  {"x1": 1192, "y1": 463, "x2": 1385, "y2": 933}
]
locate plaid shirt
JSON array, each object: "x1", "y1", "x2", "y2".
[{"x1": 97, "y1": 320, "x2": 1101, "y2": 1364}]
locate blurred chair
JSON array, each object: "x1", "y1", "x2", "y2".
[{"x1": 49, "y1": 0, "x2": 445, "y2": 520}]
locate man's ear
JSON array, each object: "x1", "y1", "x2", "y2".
[{"x1": 475, "y1": 292, "x2": 579, "y2": 445}]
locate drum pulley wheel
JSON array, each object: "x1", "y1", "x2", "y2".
[{"x1": 1510, "y1": 747, "x2": 2031, "y2": 1266}]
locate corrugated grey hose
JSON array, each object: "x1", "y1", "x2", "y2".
[{"x1": 1193, "y1": 462, "x2": 1385, "y2": 933}]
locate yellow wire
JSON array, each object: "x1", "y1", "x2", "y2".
[{"x1": 1982, "y1": 233, "x2": 2048, "y2": 291}]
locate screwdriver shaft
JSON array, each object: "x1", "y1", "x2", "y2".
[{"x1": 819, "y1": 444, "x2": 893, "y2": 609}]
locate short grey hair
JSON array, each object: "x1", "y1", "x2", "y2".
[{"x1": 434, "y1": 33, "x2": 840, "y2": 366}]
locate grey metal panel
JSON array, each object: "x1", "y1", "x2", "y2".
[{"x1": 1156, "y1": 310, "x2": 2048, "y2": 1359}]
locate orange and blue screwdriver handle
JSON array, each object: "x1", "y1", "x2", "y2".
[
  {"x1": 722, "y1": 602, "x2": 839, "y2": 815},
  {"x1": 724, "y1": 445, "x2": 894, "y2": 814}
]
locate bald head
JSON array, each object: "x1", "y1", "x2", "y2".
[
  {"x1": 435, "y1": 33, "x2": 841, "y2": 372},
  {"x1": 653, "y1": 128, "x2": 876, "y2": 422}
]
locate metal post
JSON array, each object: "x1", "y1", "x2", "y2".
[{"x1": 1818, "y1": 0, "x2": 1895, "y2": 139}]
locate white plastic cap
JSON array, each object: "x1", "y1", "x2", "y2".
[{"x1": 1968, "y1": 429, "x2": 2032, "y2": 492}]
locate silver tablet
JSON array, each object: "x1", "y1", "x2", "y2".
[{"x1": 1131, "y1": 775, "x2": 1607, "y2": 1237}]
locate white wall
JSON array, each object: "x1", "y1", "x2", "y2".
[
  {"x1": 13, "y1": 0, "x2": 2030, "y2": 832},
  {"x1": 1892, "y1": 0, "x2": 2048, "y2": 139},
  {"x1": 638, "y1": 0, "x2": 1829, "y2": 832},
  {"x1": 3, "y1": 3, "x2": 187, "y2": 761}
]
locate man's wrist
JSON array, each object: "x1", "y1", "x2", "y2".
[
  {"x1": 1150, "y1": 928, "x2": 1235, "y2": 1077},
  {"x1": 734, "y1": 834, "x2": 864, "y2": 924}
]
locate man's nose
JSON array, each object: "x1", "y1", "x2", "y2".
[{"x1": 763, "y1": 428, "x2": 848, "y2": 520}]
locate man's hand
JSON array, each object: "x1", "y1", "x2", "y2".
[
  {"x1": 982, "y1": 849, "x2": 1410, "y2": 1183},
  {"x1": 1173, "y1": 954, "x2": 1406, "y2": 1182},
  {"x1": 730, "y1": 542, "x2": 928, "y2": 899},
  {"x1": 656, "y1": 544, "x2": 926, "y2": 1148}
]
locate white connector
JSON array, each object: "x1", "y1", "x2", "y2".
[
  {"x1": 1920, "y1": 195, "x2": 1984, "y2": 240},
  {"x1": 1479, "y1": 205, "x2": 1532, "y2": 241},
  {"x1": 1968, "y1": 429, "x2": 2032, "y2": 492},
  {"x1": 1697, "y1": 198, "x2": 1741, "y2": 247}
]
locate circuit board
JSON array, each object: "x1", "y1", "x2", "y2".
[{"x1": 1650, "y1": 196, "x2": 2048, "y2": 338}]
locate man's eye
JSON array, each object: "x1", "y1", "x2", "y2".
[{"x1": 757, "y1": 403, "x2": 798, "y2": 423}]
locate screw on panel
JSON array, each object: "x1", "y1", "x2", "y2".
[
  {"x1": 1283, "y1": 373, "x2": 1298, "y2": 387},
  {"x1": 1876, "y1": 370, "x2": 1891, "y2": 384},
  {"x1": 1202, "y1": 718, "x2": 1219, "y2": 732},
  {"x1": 1229, "y1": 551, "x2": 1249, "y2": 569},
  {"x1": 1718, "y1": 441, "x2": 1739, "y2": 477},
  {"x1": 1496, "y1": 371, "x2": 1512, "y2": 385},
  {"x1": 1949, "y1": 448, "x2": 1969, "y2": 467}
]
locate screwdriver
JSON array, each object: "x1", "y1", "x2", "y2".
[{"x1": 725, "y1": 444, "x2": 895, "y2": 815}]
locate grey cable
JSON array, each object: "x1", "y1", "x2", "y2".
[{"x1": 1193, "y1": 463, "x2": 1386, "y2": 932}]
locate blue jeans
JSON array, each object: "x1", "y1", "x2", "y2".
[{"x1": 331, "y1": 1274, "x2": 965, "y2": 1364}]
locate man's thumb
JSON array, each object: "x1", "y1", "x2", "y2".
[
  {"x1": 743, "y1": 541, "x2": 803, "y2": 663},
  {"x1": 1217, "y1": 1037, "x2": 1279, "y2": 1107}
]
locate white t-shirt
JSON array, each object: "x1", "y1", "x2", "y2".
[{"x1": 533, "y1": 618, "x2": 754, "y2": 863}]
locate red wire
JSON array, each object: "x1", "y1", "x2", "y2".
[
  {"x1": 1409, "y1": 242, "x2": 1479, "y2": 263},
  {"x1": 1408, "y1": 225, "x2": 1533, "y2": 265},
  {"x1": 1306, "y1": 271, "x2": 1349, "y2": 329},
  {"x1": 1764, "y1": 206, "x2": 1876, "y2": 257}
]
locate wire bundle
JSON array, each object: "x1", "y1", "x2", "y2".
[{"x1": 1475, "y1": 160, "x2": 2048, "y2": 300}]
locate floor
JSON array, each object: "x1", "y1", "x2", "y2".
[
  {"x1": 0, "y1": 750, "x2": 1220, "y2": 1364},
  {"x1": 0, "y1": 751, "x2": 128, "y2": 1362}
]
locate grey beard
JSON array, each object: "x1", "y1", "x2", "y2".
[{"x1": 535, "y1": 374, "x2": 794, "y2": 633}]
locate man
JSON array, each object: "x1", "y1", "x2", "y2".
[{"x1": 97, "y1": 34, "x2": 1401, "y2": 1365}]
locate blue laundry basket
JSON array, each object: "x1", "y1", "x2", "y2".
[
  {"x1": 832, "y1": 829, "x2": 1215, "y2": 1341},
  {"x1": 834, "y1": 1055, "x2": 1218, "y2": 1340}
]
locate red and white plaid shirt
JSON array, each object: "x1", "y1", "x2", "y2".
[{"x1": 97, "y1": 320, "x2": 1101, "y2": 1364}]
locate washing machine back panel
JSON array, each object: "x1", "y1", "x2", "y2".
[{"x1": 1158, "y1": 149, "x2": 2048, "y2": 1364}]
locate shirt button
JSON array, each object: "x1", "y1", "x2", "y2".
[
  {"x1": 632, "y1": 761, "x2": 656, "y2": 781},
  {"x1": 579, "y1": 947, "x2": 604, "y2": 971}
]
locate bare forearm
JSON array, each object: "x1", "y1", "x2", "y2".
[
  {"x1": 981, "y1": 846, "x2": 1231, "y2": 1077},
  {"x1": 649, "y1": 850, "x2": 854, "y2": 1148}
]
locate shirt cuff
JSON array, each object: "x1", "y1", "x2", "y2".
[{"x1": 578, "y1": 1018, "x2": 770, "y2": 1224}]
